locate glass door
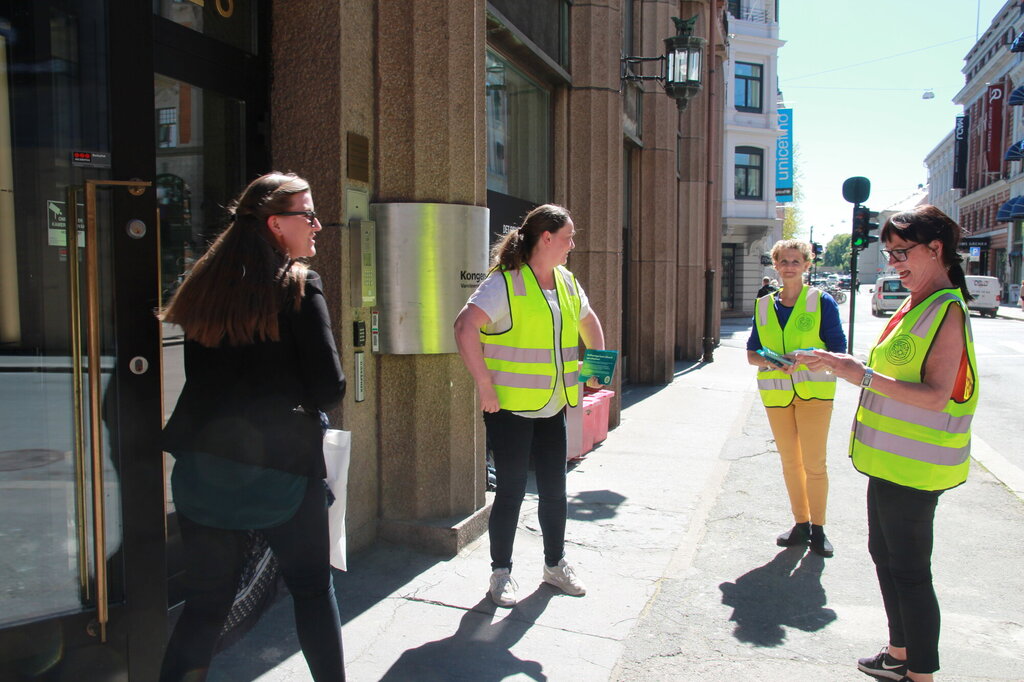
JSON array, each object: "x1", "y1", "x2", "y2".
[
  {"x1": 0, "y1": 1, "x2": 162, "y2": 677},
  {"x1": 154, "y1": 72, "x2": 247, "y2": 606},
  {"x1": 0, "y1": 1, "x2": 266, "y2": 677}
]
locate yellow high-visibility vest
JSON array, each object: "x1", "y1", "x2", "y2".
[
  {"x1": 851, "y1": 289, "x2": 978, "y2": 491},
  {"x1": 754, "y1": 285, "x2": 836, "y2": 407},
  {"x1": 480, "y1": 265, "x2": 581, "y2": 412}
]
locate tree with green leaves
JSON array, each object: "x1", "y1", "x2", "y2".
[{"x1": 824, "y1": 233, "x2": 851, "y2": 272}]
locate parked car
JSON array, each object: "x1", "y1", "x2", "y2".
[
  {"x1": 871, "y1": 274, "x2": 1001, "y2": 317},
  {"x1": 871, "y1": 276, "x2": 909, "y2": 316}
]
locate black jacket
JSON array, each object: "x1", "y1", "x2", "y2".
[{"x1": 163, "y1": 272, "x2": 345, "y2": 478}]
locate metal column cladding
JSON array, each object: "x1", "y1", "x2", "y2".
[{"x1": 371, "y1": 203, "x2": 490, "y2": 354}]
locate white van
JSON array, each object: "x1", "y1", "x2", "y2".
[
  {"x1": 871, "y1": 274, "x2": 1001, "y2": 317},
  {"x1": 965, "y1": 275, "x2": 1001, "y2": 317}
]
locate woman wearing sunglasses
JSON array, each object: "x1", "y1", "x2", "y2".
[
  {"x1": 804, "y1": 205, "x2": 978, "y2": 682},
  {"x1": 747, "y1": 239, "x2": 847, "y2": 558},
  {"x1": 159, "y1": 173, "x2": 346, "y2": 681}
]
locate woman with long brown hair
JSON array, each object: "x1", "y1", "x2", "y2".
[{"x1": 159, "y1": 172, "x2": 346, "y2": 681}]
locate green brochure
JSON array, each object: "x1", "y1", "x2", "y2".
[{"x1": 578, "y1": 349, "x2": 619, "y2": 385}]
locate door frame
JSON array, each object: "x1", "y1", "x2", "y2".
[{"x1": 0, "y1": 2, "x2": 270, "y2": 678}]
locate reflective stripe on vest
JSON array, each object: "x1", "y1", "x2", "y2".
[
  {"x1": 851, "y1": 289, "x2": 978, "y2": 491},
  {"x1": 479, "y1": 265, "x2": 581, "y2": 411},
  {"x1": 754, "y1": 285, "x2": 836, "y2": 407}
]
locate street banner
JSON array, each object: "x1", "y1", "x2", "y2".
[
  {"x1": 986, "y1": 83, "x2": 1005, "y2": 173},
  {"x1": 953, "y1": 114, "x2": 968, "y2": 189},
  {"x1": 776, "y1": 108, "x2": 793, "y2": 202}
]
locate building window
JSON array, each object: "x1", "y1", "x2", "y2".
[
  {"x1": 735, "y1": 62, "x2": 763, "y2": 112},
  {"x1": 728, "y1": 0, "x2": 741, "y2": 17},
  {"x1": 735, "y1": 146, "x2": 763, "y2": 200},
  {"x1": 157, "y1": 107, "x2": 178, "y2": 148},
  {"x1": 486, "y1": 50, "x2": 551, "y2": 204}
]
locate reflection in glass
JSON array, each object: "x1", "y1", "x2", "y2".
[
  {"x1": 0, "y1": 1, "x2": 124, "y2": 627},
  {"x1": 485, "y1": 51, "x2": 551, "y2": 205},
  {"x1": 153, "y1": 0, "x2": 255, "y2": 54}
]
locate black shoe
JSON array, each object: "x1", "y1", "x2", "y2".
[
  {"x1": 776, "y1": 522, "x2": 810, "y2": 547},
  {"x1": 857, "y1": 646, "x2": 907, "y2": 680},
  {"x1": 809, "y1": 524, "x2": 834, "y2": 557}
]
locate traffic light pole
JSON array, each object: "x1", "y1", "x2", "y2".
[
  {"x1": 842, "y1": 177, "x2": 873, "y2": 356},
  {"x1": 848, "y1": 212, "x2": 858, "y2": 355}
]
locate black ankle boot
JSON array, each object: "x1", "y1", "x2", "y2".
[
  {"x1": 810, "y1": 524, "x2": 834, "y2": 557},
  {"x1": 776, "y1": 522, "x2": 811, "y2": 547}
]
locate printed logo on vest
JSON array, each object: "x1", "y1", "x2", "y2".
[
  {"x1": 885, "y1": 334, "x2": 916, "y2": 366},
  {"x1": 794, "y1": 313, "x2": 815, "y2": 332}
]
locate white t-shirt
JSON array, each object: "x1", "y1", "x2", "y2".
[{"x1": 468, "y1": 270, "x2": 592, "y2": 418}]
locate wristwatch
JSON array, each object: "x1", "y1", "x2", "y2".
[{"x1": 860, "y1": 367, "x2": 875, "y2": 388}]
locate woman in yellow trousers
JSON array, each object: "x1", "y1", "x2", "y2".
[{"x1": 746, "y1": 240, "x2": 846, "y2": 557}]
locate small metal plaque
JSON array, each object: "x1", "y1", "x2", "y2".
[{"x1": 70, "y1": 151, "x2": 112, "y2": 168}]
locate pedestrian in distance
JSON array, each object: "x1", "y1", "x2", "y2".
[
  {"x1": 756, "y1": 276, "x2": 777, "y2": 299},
  {"x1": 158, "y1": 173, "x2": 347, "y2": 682},
  {"x1": 803, "y1": 205, "x2": 978, "y2": 682},
  {"x1": 453, "y1": 204, "x2": 605, "y2": 608},
  {"x1": 747, "y1": 239, "x2": 847, "y2": 558}
]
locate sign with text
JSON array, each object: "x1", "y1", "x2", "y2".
[
  {"x1": 775, "y1": 108, "x2": 793, "y2": 202},
  {"x1": 46, "y1": 200, "x2": 85, "y2": 247},
  {"x1": 953, "y1": 114, "x2": 968, "y2": 189},
  {"x1": 986, "y1": 83, "x2": 1005, "y2": 173},
  {"x1": 578, "y1": 349, "x2": 619, "y2": 385}
]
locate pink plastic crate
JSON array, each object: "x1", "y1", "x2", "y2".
[
  {"x1": 579, "y1": 401, "x2": 597, "y2": 456},
  {"x1": 586, "y1": 389, "x2": 614, "y2": 444},
  {"x1": 580, "y1": 389, "x2": 614, "y2": 454}
]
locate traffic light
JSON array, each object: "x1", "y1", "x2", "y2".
[
  {"x1": 811, "y1": 241, "x2": 824, "y2": 263},
  {"x1": 852, "y1": 206, "x2": 879, "y2": 251}
]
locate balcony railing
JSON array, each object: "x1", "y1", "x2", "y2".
[{"x1": 728, "y1": 5, "x2": 772, "y2": 24}]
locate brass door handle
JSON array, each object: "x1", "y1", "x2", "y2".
[{"x1": 80, "y1": 179, "x2": 151, "y2": 643}]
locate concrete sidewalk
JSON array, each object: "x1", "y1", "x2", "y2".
[
  {"x1": 212, "y1": 345, "x2": 1024, "y2": 681},
  {"x1": 996, "y1": 302, "x2": 1024, "y2": 321}
]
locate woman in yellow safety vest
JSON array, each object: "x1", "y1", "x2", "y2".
[
  {"x1": 453, "y1": 204, "x2": 605, "y2": 608},
  {"x1": 805, "y1": 205, "x2": 978, "y2": 682},
  {"x1": 746, "y1": 239, "x2": 847, "y2": 558}
]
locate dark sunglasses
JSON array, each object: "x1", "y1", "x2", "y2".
[{"x1": 273, "y1": 210, "x2": 319, "y2": 225}]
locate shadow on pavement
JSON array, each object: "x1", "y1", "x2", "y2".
[
  {"x1": 211, "y1": 542, "x2": 445, "y2": 680},
  {"x1": 380, "y1": 591, "x2": 555, "y2": 681},
  {"x1": 566, "y1": 488, "x2": 627, "y2": 522},
  {"x1": 718, "y1": 547, "x2": 835, "y2": 646},
  {"x1": 335, "y1": 542, "x2": 446, "y2": 625},
  {"x1": 620, "y1": 360, "x2": 706, "y2": 410}
]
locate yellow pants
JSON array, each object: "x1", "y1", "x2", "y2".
[{"x1": 764, "y1": 398, "x2": 833, "y2": 526}]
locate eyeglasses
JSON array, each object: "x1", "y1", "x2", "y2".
[
  {"x1": 273, "y1": 210, "x2": 319, "y2": 226},
  {"x1": 881, "y1": 243, "x2": 921, "y2": 262}
]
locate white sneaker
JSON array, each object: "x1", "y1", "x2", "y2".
[
  {"x1": 489, "y1": 568, "x2": 518, "y2": 607},
  {"x1": 542, "y1": 559, "x2": 587, "y2": 596}
]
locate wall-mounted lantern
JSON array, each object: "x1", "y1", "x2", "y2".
[{"x1": 621, "y1": 16, "x2": 706, "y2": 111}]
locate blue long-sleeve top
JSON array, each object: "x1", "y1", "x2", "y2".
[{"x1": 746, "y1": 290, "x2": 848, "y2": 353}]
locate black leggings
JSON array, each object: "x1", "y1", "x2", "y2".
[
  {"x1": 484, "y1": 409, "x2": 568, "y2": 571},
  {"x1": 160, "y1": 477, "x2": 345, "y2": 681},
  {"x1": 867, "y1": 477, "x2": 943, "y2": 674}
]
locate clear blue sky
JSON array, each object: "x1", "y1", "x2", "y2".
[{"x1": 778, "y1": 0, "x2": 1010, "y2": 246}]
